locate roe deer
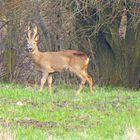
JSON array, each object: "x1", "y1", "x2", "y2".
[{"x1": 25, "y1": 25, "x2": 93, "y2": 95}]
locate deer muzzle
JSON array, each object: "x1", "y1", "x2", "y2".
[{"x1": 25, "y1": 44, "x2": 33, "y2": 52}]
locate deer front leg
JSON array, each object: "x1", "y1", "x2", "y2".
[
  {"x1": 48, "y1": 74, "x2": 53, "y2": 94},
  {"x1": 40, "y1": 73, "x2": 48, "y2": 92}
]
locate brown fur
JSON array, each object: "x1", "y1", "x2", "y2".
[{"x1": 26, "y1": 25, "x2": 94, "y2": 95}]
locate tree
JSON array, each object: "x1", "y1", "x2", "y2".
[{"x1": 0, "y1": 0, "x2": 139, "y2": 89}]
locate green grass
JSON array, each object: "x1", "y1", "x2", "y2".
[{"x1": 0, "y1": 83, "x2": 140, "y2": 140}]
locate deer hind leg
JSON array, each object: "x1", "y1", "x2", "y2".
[
  {"x1": 76, "y1": 76, "x2": 86, "y2": 96},
  {"x1": 40, "y1": 73, "x2": 48, "y2": 92},
  {"x1": 86, "y1": 74, "x2": 94, "y2": 93},
  {"x1": 48, "y1": 74, "x2": 53, "y2": 94},
  {"x1": 69, "y1": 67, "x2": 86, "y2": 95},
  {"x1": 81, "y1": 69, "x2": 94, "y2": 94}
]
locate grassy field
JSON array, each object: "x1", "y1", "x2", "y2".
[{"x1": 0, "y1": 83, "x2": 140, "y2": 140}]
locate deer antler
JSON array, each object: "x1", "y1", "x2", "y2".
[
  {"x1": 33, "y1": 25, "x2": 40, "y2": 42},
  {"x1": 27, "y1": 24, "x2": 32, "y2": 39},
  {"x1": 33, "y1": 25, "x2": 38, "y2": 39}
]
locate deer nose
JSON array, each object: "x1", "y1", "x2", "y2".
[
  {"x1": 28, "y1": 47, "x2": 33, "y2": 52},
  {"x1": 25, "y1": 44, "x2": 32, "y2": 52}
]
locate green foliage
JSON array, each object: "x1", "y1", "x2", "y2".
[{"x1": 0, "y1": 84, "x2": 140, "y2": 139}]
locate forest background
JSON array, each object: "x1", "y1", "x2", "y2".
[{"x1": 0, "y1": 0, "x2": 140, "y2": 89}]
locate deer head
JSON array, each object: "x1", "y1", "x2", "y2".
[{"x1": 25, "y1": 25, "x2": 40, "y2": 53}]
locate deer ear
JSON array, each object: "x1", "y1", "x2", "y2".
[{"x1": 34, "y1": 34, "x2": 40, "y2": 42}]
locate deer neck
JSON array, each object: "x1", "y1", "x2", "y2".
[{"x1": 31, "y1": 48, "x2": 41, "y2": 65}]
